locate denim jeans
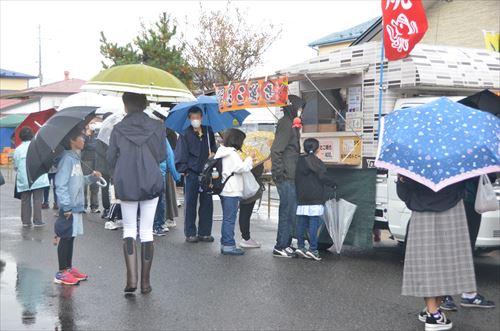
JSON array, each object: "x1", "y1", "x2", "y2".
[
  {"x1": 275, "y1": 180, "x2": 297, "y2": 250},
  {"x1": 184, "y1": 172, "x2": 213, "y2": 237},
  {"x1": 153, "y1": 190, "x2": 166, "y2": 230},
  {"x1": 220, "y1": 196, "x2": 240, "y2": 247},
  {"x1": 297, "y1": 215, "x2": 321, "y2": 251}
]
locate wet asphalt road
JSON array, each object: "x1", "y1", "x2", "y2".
[{"x1": 1, "y1": 170, "x2": 499, "y2": 331}]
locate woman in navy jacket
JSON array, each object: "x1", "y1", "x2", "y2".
[{"x1": 107, "y1": 92, "x2": 166, "y2": 294}]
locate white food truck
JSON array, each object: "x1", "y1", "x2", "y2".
[{"x1": 278, "y1": 41, "x2": 500, "y2": 249}]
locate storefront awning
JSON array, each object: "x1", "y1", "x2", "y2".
[{"x1": 277, "y1": 65, "x2": 369, "y2": 82}]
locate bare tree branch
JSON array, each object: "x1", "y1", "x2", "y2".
[{"x1": 186, "y1": 2, "x2": 282, "y2": 92}]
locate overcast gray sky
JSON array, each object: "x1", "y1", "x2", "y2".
[{"x1": 0, "y1": 0, "x2": 380, "y2": 85}]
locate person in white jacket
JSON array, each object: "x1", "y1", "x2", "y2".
[{"x1": 214, "y1": 129, "x2": 254, "y2": 256}]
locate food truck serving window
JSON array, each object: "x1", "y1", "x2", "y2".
[{"x1": 302, "y1": 88, "x2": 348, "y2": 133}]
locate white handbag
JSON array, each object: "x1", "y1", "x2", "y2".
[
  {"x1": 241, "y1": 172, "x2": 260, "y2": 200},
  {"x1": 474, "y1": 175, "x2": 498, "y2": 214}
]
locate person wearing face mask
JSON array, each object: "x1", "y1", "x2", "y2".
[
  {"x1": 174, "y1": 107, "x2": 218, "y2": 243},
  {"x1": 270, "y1": 95, "x2": 305, "y2": 258}
]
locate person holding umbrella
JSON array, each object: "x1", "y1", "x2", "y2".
[
  {"x1": 375, "y1": 97, "x2": 500, "y2": 330},
  {"x1": 107, "y1": 92, "x2": 166, "y2": 294},
  {"x1": 174, "y1": 107, "x2": 218, "y2": 243},
  {"x1": 397, "y1": 176, "x2": 474, "y2": 330},
  {"x1": 54, "y1": 127, "x2": 103, "y2": 285},
  {"x1": 167, "y1": 95, "x2": 249, "y2": 242},
  {"x1": 13, "y1": 127, "x2": 50, "y2": 227}
]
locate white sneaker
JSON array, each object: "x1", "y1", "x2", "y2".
[
  {"x1": 104, "y1": 221, "x2": 118, "y2": 230},
  {"x1": 166, "y1": 220, "x2": 177, "y2": 228},
  {"x1": 115, "y1": 220, "x2": 123, "y2": 228},
  {"x1": 177, "y1": 200, "x2": 182, "y2": 207},
  {"x1": 240, "y1": 238, "x2": 261, "y2": 248}
]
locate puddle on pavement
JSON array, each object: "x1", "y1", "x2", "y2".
[{"x1": 0, "y1": 253, "x2": 77, "y2": 330}]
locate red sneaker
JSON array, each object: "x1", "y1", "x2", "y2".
[
  {"x1": 69, "y1": 267, "x2": 88, "y2": 281},
  {"x1": 54, "y1": 270, "x2": 80, "y2": 285}
]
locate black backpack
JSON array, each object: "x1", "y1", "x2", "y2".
[{"x1": 199, "y1": 156, "x2": 234, "y2": 195}]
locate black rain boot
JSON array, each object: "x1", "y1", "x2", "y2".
[
  {"x1": 140, "y1": 241, "x2": 154, "y2": 294},
  {"x1": 123, "y1": 238, "x2": 138, "y2": 293}
]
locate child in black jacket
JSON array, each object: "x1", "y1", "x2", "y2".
[{"x1": 295, "y1": 138, "x2": 336, "y2": 260}]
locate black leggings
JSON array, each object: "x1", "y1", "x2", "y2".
[
  {"x1": 58, "y1": 237, "x2": 75, "y2": 271},
  {"x1": 239, "y1": 201, "x2": 256, "y2": 241}
]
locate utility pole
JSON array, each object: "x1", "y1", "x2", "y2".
[{"x1": 38, "y1": 24, "x2": 43, "y2": 86}]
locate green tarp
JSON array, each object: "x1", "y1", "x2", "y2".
[
  {"x1": 317, "y1": 168, "x2": 377, "y2": 250},
  {"x1": 0, "y1": 114, "x2": 27, "y2": 128}
]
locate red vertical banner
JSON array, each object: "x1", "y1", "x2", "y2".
[{"x1": 382, "y1": 0, "x2": 428, "y2": 60}]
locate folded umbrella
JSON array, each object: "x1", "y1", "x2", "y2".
[
  {"x1": 323, "y1": 197, "x2": 357, "y2": 254},
  {"x1": 27, "y1": 106, "x2": 98, "y2": 184},
  {"x1": 375, "y1": 97, "x2": 500, "y2": 192},
  {"x1": 165, "y1": 95, "x2": 250, "y2": 133}
]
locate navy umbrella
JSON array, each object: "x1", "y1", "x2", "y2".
[
  {"x1": 27, "y1": 106, "x2": 98, "y2": 184},
  {"x1": 458, "y1": 90, "x2": 500, "y2": 117}
]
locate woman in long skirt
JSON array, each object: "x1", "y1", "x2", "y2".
[{"x1": 397, "y1": 175, "x2": 476, "y2": 331}]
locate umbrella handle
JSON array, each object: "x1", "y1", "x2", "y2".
[{"x1": 96, "y1": 177, "x2": 107, "y2": 187}]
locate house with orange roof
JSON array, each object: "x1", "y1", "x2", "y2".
[{"x1": 1, "y1": 71, "x2": 85, "y2": 115}]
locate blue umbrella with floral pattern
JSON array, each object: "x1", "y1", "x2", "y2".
[{"x1": 375, "y1": 97, "x2": 500, "y2": 192}]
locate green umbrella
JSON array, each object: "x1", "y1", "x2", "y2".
[{"x1": 81, "y1": 64, "x2": 195, "y2": 102}]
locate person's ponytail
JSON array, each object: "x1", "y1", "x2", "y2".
[
  {"x1": 303, "y1": 138, "x2": 326, "y2": 174},
  {"x1": 303, "y1": 138, "x2": 319, "y2": 155}
]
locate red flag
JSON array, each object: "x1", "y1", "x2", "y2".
[{"x1": 382, "y1": 0, "x2": 428, "y2": 60}]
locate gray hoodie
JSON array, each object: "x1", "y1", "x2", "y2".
[{"x1": 107, "y1": 112, "x2": 166, "y2": 201}]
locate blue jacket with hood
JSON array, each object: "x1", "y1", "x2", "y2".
[{"x1": 56, "y1": 150, "x2": 98, "y2": 213}]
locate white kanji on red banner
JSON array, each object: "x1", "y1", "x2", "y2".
[{"x1": 382, "y1": 0, "x2": 428, "y2": 60}]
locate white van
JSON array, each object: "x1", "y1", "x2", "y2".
[{"x1": 376, "y1": 97, "x2": 500, "y2": 250}]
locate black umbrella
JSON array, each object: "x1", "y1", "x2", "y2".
[
  {"x1": 27, "y1": 106, "x2": 98, "y2": 185},
  {"x1": 458, "y1": 89, "x2": 500, "y2": 117}
]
